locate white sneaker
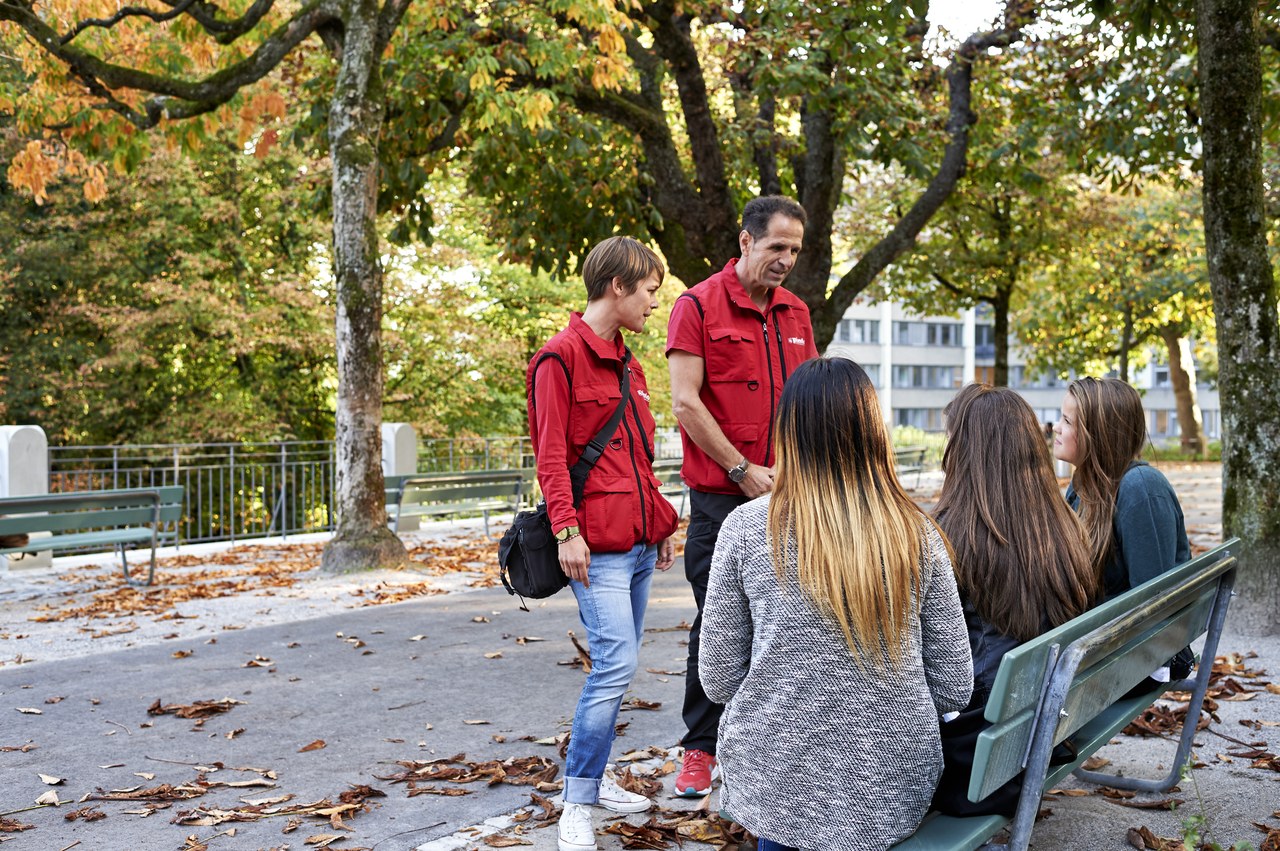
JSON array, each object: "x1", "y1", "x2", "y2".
[
  {"x1": 597, "y1": 766, "x2": 653, "y2": 813},
  {"x1": 558, "y1": 802, "x2": 596, "y2": 851}
]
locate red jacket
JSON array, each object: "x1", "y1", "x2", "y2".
[
  {"x1": 527, "y1": 314, "x2": 679, "y2": 552},
  {"x1": 665, "y1": 260, "x2": 819, "y2": 494}
]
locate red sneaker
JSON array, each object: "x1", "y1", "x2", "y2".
[{"x1": 673, "y1": 748, "x2": 720, "y2": 797}]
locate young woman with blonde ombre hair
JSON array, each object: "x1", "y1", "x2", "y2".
[{"x1": 698, "y1": 357, "x2": 973, "y2": 851}]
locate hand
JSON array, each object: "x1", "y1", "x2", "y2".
[
  {"x1": 559, "y1": 535, "x2": 591, "y2": 587},
  {"x1": 655, "y1": 538, "x2": 675, "y2": 571},
  {"x1": 738, "y1": 463, "x2": 775, "y2": 498}
]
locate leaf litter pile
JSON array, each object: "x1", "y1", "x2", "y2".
[{"x1": 23, "y1": 535, "x2": 507, "y2": 626}]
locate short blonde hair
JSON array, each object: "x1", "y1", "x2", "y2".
[{"x1": 582, "y1": 236, "x2": 664, "y2": 301}]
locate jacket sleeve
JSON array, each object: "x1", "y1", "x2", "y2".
[
  {"x1": 698, "y1": 509, "x2": 753, "y2": 705},
  {"x1": 919, "y1": 525, "x2": 974, "y2": 714},
  {"x1": 529, "y1": 354, "x2": 577, "y2": 533},
  {"x1": 1114, "y1": 469, "x2": 1186, "y2": 589}
]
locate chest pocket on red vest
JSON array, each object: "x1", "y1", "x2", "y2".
[
  {"x1": 705, "y1": 327, "x2": 756, "y2": 383},
  {"x1": 570, "y1": 383, "x2": 623, "y2": 447}
]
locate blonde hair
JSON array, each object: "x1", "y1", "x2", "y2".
[
  {"x1": 935, "y1": 384, "x2": 1097, "y2": 641},
  {"x1": 1066, "y1": 377, "x2": 1149, "y2": 573},
  {"x1": 767, "y1": 358, "x2": 932, "y2": 669}
]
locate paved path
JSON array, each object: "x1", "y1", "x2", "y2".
[{"x1": 0, "y1": 463, "x2": 1276, "y2": 851}]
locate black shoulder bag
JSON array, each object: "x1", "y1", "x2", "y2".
[{"x1": 498, "y1": 349, "x2": 632, "y2": 606}]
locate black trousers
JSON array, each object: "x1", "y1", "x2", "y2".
[{"x1": 680, "y1": 488, "x2": 750, "y2": 754}]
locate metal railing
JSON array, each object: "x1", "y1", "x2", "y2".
[
  {"x1": 49, "y1": 441, "x2": 337, "y2": 545},
  {"x1": 47, "y1": 432, "x2": 689, "y2": 548}
]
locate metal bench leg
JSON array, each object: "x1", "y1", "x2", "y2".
[
  {"x1": 483, "y1": 509, "x2": 492, "y2": 539},
  {"x1": 1071, "y1": 575, "x2": 1236, "y2": 793}
]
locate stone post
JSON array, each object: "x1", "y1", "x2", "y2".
[
  {"x1": 0, "y1": 425, "x2": 51, "y2": 570},
  {"x1": 381, "y1": 423, "x2": 419, "y2": 531}
]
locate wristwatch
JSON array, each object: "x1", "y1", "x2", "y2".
[
  {"x1": 555, "y1": 525, "x2": 581, "y2": 543},
  {"x1": 727, "y1": 457, "x2": 750, "y2": 484}
]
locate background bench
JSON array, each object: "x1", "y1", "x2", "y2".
[
  {"x1": 650, "y1": 458, "x2": 688, "y2": 519},
  {"x1": 0, "y1": 486, "x2": 185, "y2": 586},
  {"x1": 891, "y1": 539, "x2": 1239, "y2": 851},
  {"x1": 384, "y1": 470, "x2": 526, "y2": 539},
  {"x1": 895, "y1": 444, "x2": 929, "y2": 488}
]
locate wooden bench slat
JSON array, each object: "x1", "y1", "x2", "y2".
[
  {"x1": 890, "y1": 812, "x2": 1009, "y2": 850},
  {"x1": 0, "y1": 527, "x2": 174, "y2": 554},
  {"x1": 0, "y1": 503, "x2": 183, "y2": 536}
]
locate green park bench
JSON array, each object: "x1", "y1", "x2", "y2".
[
  {"x1": 890, "y1": 538, "x2": 1238, "y2": 851},
  {"x1": 650, "y1": 458, "x2": 689, "y2": 519},
  {"x1": 384, "y1": 470, "x2": 527, "y2": 539},
  {"x1": 0, "y1": 486, "x2": 185, "y2": 587},
  {"x1": 895, "y1": 444, "x2": 929, "y2": 488}
]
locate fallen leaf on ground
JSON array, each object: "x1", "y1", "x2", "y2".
[
  {"x1": 15, "y1": 707, "x2": 42, "y2": 715},
  {"x1": 484, "y1": 835, "x2": 533, "y2": 847},
  {"x1": 38, "y1": 773, "x2": 63, "y2": 785},
  {"x1": 299, "y1": 740, "x2": 326, "y2": 753},
  {"x1": 0, "y1": 817, "x2": 35, "y2": 832},
  {"x1": 64, "y1": 806, "x2": 106, "y2": 822},
  {"x1": 620, "y1": 698, "x2": 661, "y2": 712},
  {"x1": 148, "y1": 698, "x2": 244, "y2": 720}
]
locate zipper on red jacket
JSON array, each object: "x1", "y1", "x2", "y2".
[
  {"x1": 773, "y1": 314, "x2": 789, "y2": 379},
  {"x1": 762, "y1": 319, "x2": 777, "y2": 466},
  {"x1": 621, "y1": 382, "x2": 648, "y2": 541}
]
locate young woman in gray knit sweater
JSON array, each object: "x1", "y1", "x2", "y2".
[{"x1": 698, "y1": 358, "x2": 974, "y2": 851}]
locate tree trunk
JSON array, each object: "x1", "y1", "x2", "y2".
[
  {"x1": 1157, "y1": 325, "x2": 1206, "y2": 457},
  {"x1": 1196, "y1": 0, "x2": 1280, "y2": 634},
  {"x1": 1118, "y1": 302, "x2": 1133, "y2": 383},
  {"x1": 992, "y1": 287, "x2": 1011, "y2": 387},
  {"x1": 320, "y1": 0, "x2": 407, "y2": 573}
]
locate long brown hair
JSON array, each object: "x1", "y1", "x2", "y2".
[
  {"x1": 1066, "y1": 377, "x2": 1149, "y2": 572},
  {"x1": 767, "y1": 358, "x2": 932, "y2": 669},
  {"x1": 934, "y1": 384, "x2": 1096, "y2": 640}
]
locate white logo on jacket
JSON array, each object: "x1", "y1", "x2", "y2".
[
  {"x1": 638, "y1": 389, "x2": 650, "y2": 402},
  {"x1": 788, "y1": 337, "x2": 807, "y2": 345}
]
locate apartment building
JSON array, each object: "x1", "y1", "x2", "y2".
[{"x1": 824, "y1": 299, "x2": 1220, "y2": 442}]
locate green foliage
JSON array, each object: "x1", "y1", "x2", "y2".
[
  {"x1": 890, "y1": 426, "x2": 946, "y2": 466},
  {"x1": 0, "y1": 129, "x2": 334, "y2": 444},
  {"x1": 1018, "y1": 183, "x2": 1213, "y2": 377},
  {"x1": 379, "y1": 172, "x2": 678, "y2": 438}
]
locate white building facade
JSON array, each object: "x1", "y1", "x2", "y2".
[{"x1": 824, "y1": 299, "x2": 1220, "y2": 442}]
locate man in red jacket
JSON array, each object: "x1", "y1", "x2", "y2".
[{"x1": 665, "y1": 196, "x2": 819, "y2": 797}]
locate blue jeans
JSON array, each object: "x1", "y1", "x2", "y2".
[
  {"x1": 756, "y1": 839, "x2": 799, "y2": 851},
  {"x1": 562, "y1": 543, "x2": 656, "y2": 804}
]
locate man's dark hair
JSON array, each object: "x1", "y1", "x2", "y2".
[{"x1": 741, "y1": 195, "x2": 807, "y2": 239}]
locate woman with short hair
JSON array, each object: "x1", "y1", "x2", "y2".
[
  {"x1": 526, "y1": 236, "x2": 680, "y2": 851},
  {"x1": 698, "y1": 357, "x2": 973, "y2": 851}
]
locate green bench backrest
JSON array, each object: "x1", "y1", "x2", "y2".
[
  {"x1": 386, "y1": 472, "x2": 523, "y2": 506},
  {"x1": 969, "y1": 541, "x2": 1237, "y2": 801},
  {"x1": 0, "y1": 487, "x2": 184, "y2": 536}
]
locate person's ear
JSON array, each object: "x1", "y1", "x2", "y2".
[
  {"x1": 739, "y1": 229, "x2": 752, "y2": 255},
  {"x1": 611, "y1": 276, "x2": 627, "y2": 297}
]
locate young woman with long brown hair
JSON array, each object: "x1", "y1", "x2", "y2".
[
  {"x1": 1054, "y1": 377, "x2": 1194, "y2": 687},
  {"x1": 934, "y1": 383, "x2": 1097, "y2": 698},
  {"x1": 929, "y1": 384, "x2": 1097, "y2": 817},
  {"x1": 698, "y1": 357, "x2": 973, "y2": 851},
  {"x1": 1055, "y1": 377, "x2": 1191, "y2": 599}
]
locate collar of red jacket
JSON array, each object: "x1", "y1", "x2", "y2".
[
  {"x1": 718, "y1": 258, "x2": 804, "y2": 317},
  {"x1": 568, "y1": 312, "x2": 627, "y2": 363}
]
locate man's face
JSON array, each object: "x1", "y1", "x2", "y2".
[{"x1": 738, "y1": 213, "x2": 804, "y2": 292}]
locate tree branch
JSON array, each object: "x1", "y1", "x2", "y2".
[
  {"x1": 810, "y1": 1, "x2": 1036, "y2": 342},
  {"x1": 158, "y1": 0, "x2": 277, "y2": 45},
  {"x1": 61, "y1": 0, "x2": 198, "y2": 45},
  {"x1": 2, "y1": 0, "x2": 338, "y2": 128}
]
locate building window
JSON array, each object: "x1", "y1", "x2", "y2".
[
  {"x1": 1009, "y1": 367, "x2": 1064, "y2": 390},
  {"x1": 836, "y1": 318, "x2": 880, "y2": 344},
  {"x1": 862, "y1": 363, "x2": 881, "y2": 387},
  {"x1": 974, "y1": 324, "x2": 996, "y2": 360},
  {"x1": 974, "y1": 366, "x2": 995, "y2": 384},
  {"x1": 895, "y1": 408, "x2": 945, "y2": 431},
  {"x1": 1150, "y1": 410, "x2": 1178, "y2": 436},
  {"x1": 892, "y1": 321, "x2": 962, "y2": 347},
  {"x1": 893, "y1": 365, "x2": 961, "y2": 388},
  {"x1": 1153, "y1": 367, "x2": 1172, "y2": 389},
  {"x1": 1202, "y1": 409, "x2": 1219, "y2": 438}
]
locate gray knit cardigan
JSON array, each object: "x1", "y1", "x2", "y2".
[{"x1": 699, "y1": 496, "x2": 973, "y2": 851}]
